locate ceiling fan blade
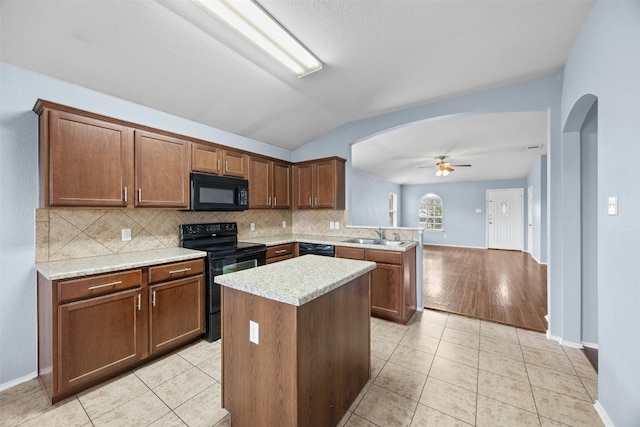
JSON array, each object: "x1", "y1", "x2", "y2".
[
  {"x1": 445, "y1": 166, "x2": 454, "y2": 172},
  {"x1": 449, "y1": 164, "x2": 472, "y2": 167}
]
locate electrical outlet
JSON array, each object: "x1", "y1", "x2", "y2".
[
  {"x1": 608, "y1": 196, "x2": 618, "y2": 215},
  {"x1": 121, "y1": 228, "x2": 131, "y2": 241},
  {"x1": 329, "y1": 221, "x2": 335, "y2": 230},
  {"x1": 282, "y1": 220, "x2": 287, "y2": 228},
  {"x1": 334, "y1": 221, "x2": 340, "y2": 229},
  {"x1": 249, "y1": 320, "x2": 259, "y2": 344},
  {"x1": 250, "y1": 223, "x2": 256, "y2": 231}
]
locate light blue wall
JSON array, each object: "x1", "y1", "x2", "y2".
[
  {"x1": 0, "y1": 63, "x2": 291, "y2": 388},
  {"x1": 401, "y1": 179, "x2": 527, "y2": 248},
  {"x1": 580, "y1": 103, "x2": 597, "y2": 346},
  {"x1": 526, "y1": 155, "x2": 547, "y2": 263},
  {"x1": 350, "y1": 171, "x2": 401, "y2": 226},
  {"x1": 560, "y1": 1, "x2": 640, "y2": 424}
]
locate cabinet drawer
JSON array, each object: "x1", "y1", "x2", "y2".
[
  {"x1": 267, "y1": 254, "x2": 294, "y2": 264},
  {"x1": 366, "y1": 249, "x2": 402, "y2": 265},
  {"x1": 148, "y1": 259, "x2": 204, "y2": 284},
  {"x1": 58, "y1": 270, "x2": 142, "y2": 303},
  {"x1": 336, "y1": 246, "x2": 365, "y2": 260},
  {"x1": 266, "y1": 243, "x2": 295, "y2": 259}
]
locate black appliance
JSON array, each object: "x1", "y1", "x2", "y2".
[
  {"x1": 298, "y1": 242, "x2": 335, "y2": 257},
  {"x1": 190, "y1": 172, "x2": 249, "y2": 211},
  {"x1": 179, "y1": 222, "x2": 266, "y2": 341}
]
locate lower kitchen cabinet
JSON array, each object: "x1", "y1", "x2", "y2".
[
  {"x1": 58, "y1": 287, "x2": 146, "y2": 393},
  {"x1": 266, "y1": 243, "x2": 296, "y2": 263},
  {"x1": 37, "y1": 258, "x2": 205, "y2": 403},
  {"x1": 336, "y1": 245, "x2": 416, "y2": 324},
  {"x1": 149, "y1": 273, "x2": 205, "y2": 354}
]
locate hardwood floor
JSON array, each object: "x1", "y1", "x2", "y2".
[{"x1": 423, "y1": 245, "x2": 547, "y2": 332}]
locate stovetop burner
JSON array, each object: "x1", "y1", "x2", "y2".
[{"x1": 179, "y1": 222, "x2": 266, "y2": 256}]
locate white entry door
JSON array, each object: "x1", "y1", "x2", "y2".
[{"x1": 487, "y1": 188, "x2": 524, "y2": 250}]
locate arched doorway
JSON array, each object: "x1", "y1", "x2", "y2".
[{"x1": 561, "y1": 94, "x2": 598, "y2": 352}]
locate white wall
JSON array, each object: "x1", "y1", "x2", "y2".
[
  {"x1": 0, "y1": 63, "x2": 291, "y2": 388},
  {"x1": 559, "y1": 1, "x2": 640, "y2": 424}
]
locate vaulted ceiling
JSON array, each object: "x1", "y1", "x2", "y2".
[{"x1": 0, "y1": 0, "x2": 594, "y2": 183}]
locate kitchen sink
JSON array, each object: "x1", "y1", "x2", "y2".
[
  {"x1": 342, "y1": 238, "x2": 378, "y2": 244},
  {"x1": 342, "y1": 238, "x2": 408, "y2": 246}
]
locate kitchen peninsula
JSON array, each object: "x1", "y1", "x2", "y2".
[{"x1": 215, "y1": 255, "x2": 376, "y2": 427}]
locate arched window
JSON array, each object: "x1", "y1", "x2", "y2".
[{"x1": 419, "y1": 193, "x2": 443, "y2": 230}]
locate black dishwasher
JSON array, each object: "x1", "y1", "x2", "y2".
[{"x1": 298, "y1": 242, "x2": 335, "y2": 257}]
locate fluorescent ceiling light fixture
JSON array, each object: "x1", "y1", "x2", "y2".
[{"x1": 193, "y1": 0, "x2": 322, "y2": 77}]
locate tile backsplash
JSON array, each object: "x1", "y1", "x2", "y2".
[{"x1": 36, "y1": 208, "x2": 420, "y2": 262}]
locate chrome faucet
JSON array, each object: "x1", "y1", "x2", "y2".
[{"x1": 375, "y1": 227, "x2": 386, "y2": 240}]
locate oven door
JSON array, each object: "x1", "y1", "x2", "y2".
[{"x1": 205, "y1": 250, "x2": 266, "y2": 341}]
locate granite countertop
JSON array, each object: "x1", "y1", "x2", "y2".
[
  {"x1": 36, "y1": 247, "x2": 207, "y2": 280},
  {"x1": 215, "y1": 254, "x2": 376, "y2": 306},
  {"x1": 240, "y1": 234, "x2": 418, "y2": 252}
]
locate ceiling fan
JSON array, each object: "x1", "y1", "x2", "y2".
[{"x1": 422, "y1": 156, "x2": 472, "y2": 176}]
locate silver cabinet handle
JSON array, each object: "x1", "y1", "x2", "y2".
[
  {"x1": 268, "y1": 196, "x2": 271, "y2": 206},
  {"x1": 123, "y1": 187, "x2": 128, "y2": 203},
  {"x1": 225, "y1": 160, "x2": 228, "y2": 172},
  {"x1": 137, "y1": 294, "x2": 141, "y2": 311},
  {"x1": 309, "y1": 197, "x2": 312, "y2": 206},
  {"x1": 314, "y1": 197, "x2": 318, "y2": 206},
  {"x1": 274, "y1": 249, "x2": 287, "y2": 254},
  {"x1": 137, "y1": 188, "x2": 142, "y2": 203},
  {"x1": 88, "y1": 280, "x2": 122, "y2": 290},
  {"x1": 273, "y1": 196, "x2": 277, "y2": 206},
  {"x1": 152, "y1": 290, "x2": 156, "y2": 307},
  {"x1": 169, "y1": 267, "x2": 191, "y2": 274},
  {"x1": 217, "y1": 159, "x2": 221, "y2": 172}
]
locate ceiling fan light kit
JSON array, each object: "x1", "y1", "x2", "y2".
[
  {"x1": 432, "y1": 155, "x2": 471, "y2": 177},
  {"x1": 193, "y1": 0, "x2": 322, "y2": 77}
]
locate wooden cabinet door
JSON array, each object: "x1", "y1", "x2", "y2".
[
  {"x1": 134, "y1": 130, "x2": 189, "y2": 208},
  {"x1": 294, "y1": 163, "x2": 314, "y2": 209},
  {"x1": 314, "y1": 159, "x2": 337, "y2": 209},
  {"x1": 58, "y1": 288, "x2": 145, "y2": 393},
  {"x1": 249, "y1": 156, "x2": 271, "y2": 208},
  {"x1": 222, "y1": 150, "x2": 248, "y2": 178},
  {"x1": 192, "y1": 143, "x2": 221, "y2": 174},
  {"x1": 370, "y1": 263, "x2": 402, "y2": 320},
  {"x1": 271, "y1": 161, "x2": 291, "y2": 209},
  {"x1": 48, "y1": 110, "x2": 132, "y2": 207},
  {"x1": 149, "y1": 275, "x2": 205, "y2": 354}
]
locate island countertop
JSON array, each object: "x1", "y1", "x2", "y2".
[{"x1": 214, "y1": 254, "x2": 376, "y2": 306}]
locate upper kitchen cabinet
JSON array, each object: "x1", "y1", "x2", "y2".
[
  {"x1": 248, "y1": 155, "x2": 291, "y2": 209},
  {"x1": 293, "y1": 157, "x2": 345, "y2": 210},
  {"x1": 35, "y1": 104, "x2": 134, "y2": 207},
  {"x1": 191, "y1": 142, "x2": 248, "y2": 178},
  {"x1": 34, "y1": 100, "x2": 189, "y2": 209},
  {"x1": 134, "y1": 130, "x2": 189, "y2": 208}
]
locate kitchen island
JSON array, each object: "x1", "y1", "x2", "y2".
[{"x1": 215, "y1": 254, "x2": 376, "y2": 427}]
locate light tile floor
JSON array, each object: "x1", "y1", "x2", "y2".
[{"x1": 1, "y1": 309, "x2": 603, "y2": 427}]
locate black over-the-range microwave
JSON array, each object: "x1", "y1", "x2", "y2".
[{"x1": 190, "y1": 172, "x2": 249, "y2": 211}]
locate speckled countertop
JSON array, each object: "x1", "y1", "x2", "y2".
[
  {"x1": 215, "y1": 254, "x2": 376, "y2": 306},
  {"x1": 36, "y1": 247, "x2": 207, "y2": 280},
  {"x1": 240, "y1": 234, "x2": 417, "y2": 251}
]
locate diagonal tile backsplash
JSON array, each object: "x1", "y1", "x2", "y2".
[{"x1": 36, "y1": 208, "x2": 419, "y2": 262}]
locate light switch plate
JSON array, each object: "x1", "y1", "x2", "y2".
[
  {"x1": 334, "y1": 221, "x2": 340, "y2": 229},
  {"x1": 608, "y1": 196, "x2": 618, "y2": 215},
  {"x1": 249, "y1": 320, "x2": 259, "y2": 344},
  {"x1": 282, "y1": 220, "x2": 287, "y2": 228},
  {"x1": 250, "y1": 223, "x2": 256, "y2": 231},
  {"x1": 329, "y1": 221, "x2": 335, "y2": 230},
  {"x1": 121, "y1": 228, "x2": 131, "y2": 241}
]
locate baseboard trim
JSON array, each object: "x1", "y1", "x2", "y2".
[
  {"x1": 582, "y1": 341, "x2": 599, "y2": 349},
  {"x1": 594, "y1": 400, "x2": 614, "y2": 427},
  {"x1": 0, "y1": 371, "x2": 37, "y2": 393},
  {"x1": 423, "y1": 243, "x2": 487, "y2": 250},
  {"x1": 559, "y1": 339, "x2": 584, "y2": 349}
]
